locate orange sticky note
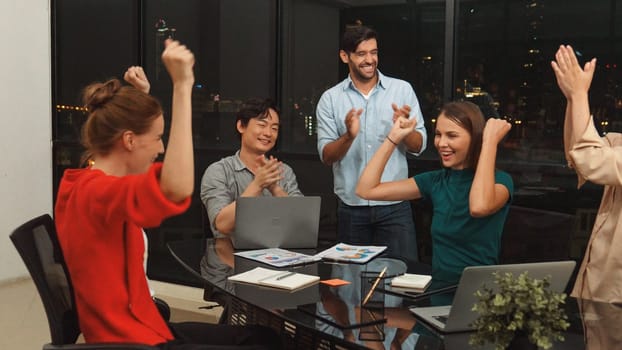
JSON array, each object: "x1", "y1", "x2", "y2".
[{"x1": 321, "y1": 279, "x2": 351, "y2": 287}]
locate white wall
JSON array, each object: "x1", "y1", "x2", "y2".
[{"x1": 0, "y1": 0, "x2": 52, "y2": 282}]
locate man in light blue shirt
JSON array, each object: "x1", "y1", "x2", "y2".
[{"x1": 316, "y1": 25, "x2": 427, "y2": 264}]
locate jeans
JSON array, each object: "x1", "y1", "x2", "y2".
[{"x1": 337, "y1": 200, "x2": 418, "y2": 264}]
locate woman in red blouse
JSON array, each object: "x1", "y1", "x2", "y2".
[{"x1": 55, "y1": 39, "x2": 279, "y2": 349}]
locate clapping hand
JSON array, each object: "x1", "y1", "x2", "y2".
[
  {"x1": 345, "y1": 108, "x2": 363, "y2": 139},
  {"x1": 253, "y1": 155, "x2": 283, "y2": 190},
  {"x1": 391, "y1": 103, "x2": 412, "y2": 123}
]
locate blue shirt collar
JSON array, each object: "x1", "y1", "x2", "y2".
[{"x1": 344, "y1": 70, "x2": 388, "y2": 92}]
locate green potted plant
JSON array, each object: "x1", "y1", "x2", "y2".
[{"x1": 469, "y1": 271, "x2": 570, "y2": 350}]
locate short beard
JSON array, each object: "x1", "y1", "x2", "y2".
[{"x1": 351, "y1": 67, "x2": 376, "y2": 83}]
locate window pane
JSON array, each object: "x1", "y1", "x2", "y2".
[
  {"x1": 455, "y1": 0, "x2": 612, "y2": 260},
  {"x1": 53, "y1": 0, "x2": 140, "y2": 199},
  {"x1": 144, "y1": 0, "x2": 277, "y2": 151}
]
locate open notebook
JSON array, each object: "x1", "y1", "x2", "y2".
[
  {"x1": 228, "y1": 267, "x2": 320, "y2": 291},
  {"x1": 409, "y1": 261, "x2": 576, "y2": 333}
]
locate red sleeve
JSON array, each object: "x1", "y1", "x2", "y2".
[{"x1": 80, "y1": 163, "x2": 190, "y2": 228}]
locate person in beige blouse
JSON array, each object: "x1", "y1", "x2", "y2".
[{"x1": 551, "y1": 45, "x2": 622, "y2": 303}]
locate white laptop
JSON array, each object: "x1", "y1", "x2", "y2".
[
  {"x1": 233, "y1": 196, "x2": 321, "y2": 249},
  {"x1": 409, "y1": 261, "x2": 576, "y2": 333}
]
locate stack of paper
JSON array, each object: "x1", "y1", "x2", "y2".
[
  {"x1": 235, "y1": 243, "x2": 387, "y2": 266},
  {"x1": 390, "y1": 273, "x2": 432, "y2": 292},
  {"x1": 234, "y1": 248, "x2": 320, "y2": 267},
  {"x1": 228, "y1": 267, "x2": 320, "y2": 291}
]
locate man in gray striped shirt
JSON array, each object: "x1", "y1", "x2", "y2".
[{"x1": 200, "y1": 98, "x2": 302, "y2": 273}]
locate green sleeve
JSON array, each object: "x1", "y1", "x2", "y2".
[
  {"x1": 494, "y1": 170, "x2": 514, "y2": 202},
  {"x1": 413, "y1": 171, "x2": 434, "y2": 200}
]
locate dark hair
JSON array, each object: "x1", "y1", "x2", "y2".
[
  {"x1": 340, "y1": 24, "x2": 378, "y2": 54},
  {"x1": 80, "y1": 79, "x2": 162, "y2": 164},
  {"x1": 439, "y1": 101, "x2": 485, "y2": 169},
  {"x1": 236, "y1": 98, "x2": 280, "y2": 137}
]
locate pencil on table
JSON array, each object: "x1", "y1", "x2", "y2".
[{"x1": 362, "y1": 266, "x2": 387, "y2": 306}]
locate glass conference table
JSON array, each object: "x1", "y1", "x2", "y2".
[{"x1": 167, "y1": 238, "x2": 615, "y2": 350}]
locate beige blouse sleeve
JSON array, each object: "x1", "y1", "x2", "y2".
[{"x1": 567, "y1": 116, "x2": 622, "y2": 188}]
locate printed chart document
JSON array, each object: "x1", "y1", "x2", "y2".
[
  {"x1": 234, "y1": 248, "x2": 320, "y2": 267},
  {"x1": 228, "y1": 267, "x2": 320, "y2": 291},
  {"x1": 390, "y1": 273, "x2": 432, "y2": 292},
  {"x1": 313, "y1": 243, "x2": 387, "y2": 264}
]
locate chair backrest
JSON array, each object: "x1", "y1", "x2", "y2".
[{"x1": 9, "y1": 214, "x2": 81, "y2": 345}]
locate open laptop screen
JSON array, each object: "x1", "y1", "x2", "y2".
[
  {"x1": 233, "y1": 196, "x2": 321, "y2": 249},
  {"x1": 410, "y1": 260, "x2": 576, "y2": 333}
]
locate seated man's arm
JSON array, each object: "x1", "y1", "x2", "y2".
[
  {"x1": 209, "y1": 185, "x2": 268, "y2": 235},
  {"x1": 201, "y1": 159, "x2": 288, "y2": 234},
  {"x1": 201, "y1": 163, "x2": 238, "y2": 235}
]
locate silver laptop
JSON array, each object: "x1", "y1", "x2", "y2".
[
  {"x1": 410, "y1": 261, "x2": 576, "y2": 333},
  {"x1": 233, "y1": 196, "x2": 321, "y2": 249}
]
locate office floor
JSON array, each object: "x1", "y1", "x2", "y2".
[
  {"x1": 0, "y1": 277, "x2": 222, "y2": 349},
  {"x1": 1, "y1": 277, "x2": 49, "y2": 349}
]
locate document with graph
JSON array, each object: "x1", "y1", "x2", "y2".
[
  {"x1": 234, "y1": 248, "x2": 320, "y2": 267},
  {"x1": 313, "y1": 243, "x2": 387, "y2": 264}
]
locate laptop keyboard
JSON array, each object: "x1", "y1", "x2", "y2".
[{"x1": 433, "y1": 315, "x2": 449, "y2": 324}]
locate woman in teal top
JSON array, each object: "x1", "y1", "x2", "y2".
[{"x1": 357, "y1": 101, "x2": 513, "y2": 283}]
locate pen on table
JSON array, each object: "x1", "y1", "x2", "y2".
[
  {"x1": 276, "y1": 271, "x2": 296, "y2": 280},
  {"x1": 362, "y1": 266, "x2": 387, "y2": 306}
]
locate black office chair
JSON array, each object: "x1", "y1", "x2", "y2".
[{"x1": 9, "y1": 214, "x2": 158, "y2": 350}]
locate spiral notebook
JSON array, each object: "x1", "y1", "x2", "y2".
[{"x1": 228, "y1": 267, "x2": 320, "y2": 291}]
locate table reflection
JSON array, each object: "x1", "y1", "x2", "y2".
[
  {"x1": 578, "y1": 299, "x2": 622, "y2": 350},
  {"x1": 199, "y1": 237, "x2": 442, "y2": 349},
  {"x1": 308, "y1": 258, "x2": 420, "y2": 349},
  {"x1": 193, "y1": 237, "x2": 621, "y2": 350},
  {"x1": 200, "y1": 237, "x2": 234, "y2": 293}
]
